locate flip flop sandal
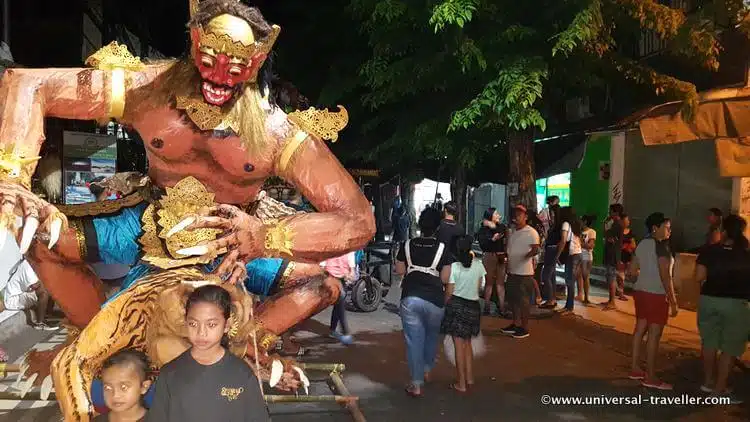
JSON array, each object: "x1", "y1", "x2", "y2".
[
  {"x1": 449, "y1": 383, "x2": 468, "y2": 394},
  {"x1": 405, "y1": 385, "x2": 423, "y2": 398}
]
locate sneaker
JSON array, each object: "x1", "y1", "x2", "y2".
[
  {"x1": 501, "y1": 324, "x2": 517, "y2": 334},
  {"x1": 641, "y1": 379, "x2": 673, "y2": 390},
  {"x1": 628, "y1": 370, "x2": 646, "y2": 380},
  {"x1": 512, "y1": 327, "x2": 530, "y2": 339},
  {"x1": 339, "y1": 335, "x2": 354, "y2": 345},
  {"x1": 33, "y1": 322, "x2": 59, "y2": 331}
]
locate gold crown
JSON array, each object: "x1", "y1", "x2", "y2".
[{"x1": 190, "y1": 0, "x2": 281, "y2": 62}]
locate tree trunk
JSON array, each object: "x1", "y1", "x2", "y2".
[
  {"x1": 450, "y1": 166, "x2": 467, "y2": 231},
  {"x1": 507, "y1": 129, "x2": 537, "y2": 212}
]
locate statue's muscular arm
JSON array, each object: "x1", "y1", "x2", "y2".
[
  {"x1": 0, "y1": 65, "x2": 164, "y2": 328},
  {"x1": 272, "y1": 131, "x2": 376, "y2": 262}
]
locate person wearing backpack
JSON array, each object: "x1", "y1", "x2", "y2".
[{"x1": 395, "y1": 208, "x2": 453, "y2": 398}]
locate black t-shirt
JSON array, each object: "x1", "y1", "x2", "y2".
[
  {"x1": 397, "y1": 237, "x2": 453, "y2": 308},
  {"x1": 696, "y1": 244, "x2": 750, "y2": 300},
  {"x1": 437, "y1": 219, "x2": 465, "y2": 257},
  {"x1": 145, "y1": 350, "x2": 270, "y2": 422},
  {"x1": 94, "y1": 416, "x2": 144, "y2": 422},
  {"x1": 477, "y1": 223, "x2": 507, "y2": 253},
  {"x1": 603, "y1": 219, "x2": 623, "y2": 266}
]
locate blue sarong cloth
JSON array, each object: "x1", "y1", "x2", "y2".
[{"x1": 93, "y1": 204, "x2": 284, "y2": 305}]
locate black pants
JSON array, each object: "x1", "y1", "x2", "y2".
[{"x1": 330, "y1": 280, "x2": 350, "y2": 335}]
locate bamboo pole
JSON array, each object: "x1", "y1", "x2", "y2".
[
  {"x1": 330, "y1": 372, "x2": 366, "y2": 422},
  {"x1": 0, "y1": 363, "x2": 21, "y2": 373},
  {"x1": 264, "y1": 394, "x2": 357, "y2": 404},
  {"x1": 0, "y1": 391, "x2": 55, "y2": 401},
  {"x1": 300, "y1": 363, "x2": 346, "y2": 373}
]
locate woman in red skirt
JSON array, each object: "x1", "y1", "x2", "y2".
[{"x1": 627, "y1": 212, "x2": 678, "y2": 390}]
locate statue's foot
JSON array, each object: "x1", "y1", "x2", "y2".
[{"x1": 244, "y1": 354, "x2": 310, "y2": 394}]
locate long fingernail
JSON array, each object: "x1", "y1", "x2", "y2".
[
  {"x1": 269, "y1": 360, "x2": 283, "y2": 387},
  {"x1": 166, "y1": 216, "x2": 195, "y2": 238},
  {"x1": 19, "y1": 217, "x2": 39, "y2": 254},
  {"x1": 292, "y1": 366, "x2": 310, "y2": 394},
  {"x1": 48, "y1": 218, "x2": 63, "y2": 249},
  {"x1": 176, "y1": 245, "x2": 209, "y2": 256}
]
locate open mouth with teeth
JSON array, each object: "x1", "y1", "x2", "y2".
[{"x1": 201, "y1": 81, "x2": 235, "y2": 106}]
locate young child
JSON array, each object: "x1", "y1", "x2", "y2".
[
  {"x1": 94, "y1": 349, "x2": 152, "y2": 422},
  {"x1": 146, "y1": 285, "x2": 270, "y2": 422},
  {"x1": 441, "y1": 235, "x2": 486, "y2": 393}
]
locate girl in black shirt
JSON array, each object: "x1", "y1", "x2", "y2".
[
  {"x1": 146, "y1": 285, "x2": 270, "y2": 422},
  {"x1": 694, "y1": 215, "x2": 750, "y2": 403}
]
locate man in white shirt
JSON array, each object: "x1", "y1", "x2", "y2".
[
  {"x1": 502, "y1": 205, "x2": 540, "y2": 339},
  {"x1": 0, "y1": 229, "x2": 57, "y2": 330}
]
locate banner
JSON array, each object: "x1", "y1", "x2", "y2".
[{"x1": 63, "y1": 131, "x2": 117, "y2": 204}]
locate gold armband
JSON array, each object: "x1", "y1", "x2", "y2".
[
  {"x1": 259, "y1": 332, "x2": 280, "y2": 351},
  {"x1": 85, "y1": 42, "x2": 144, "y2": 120},
  {"x1": 69, "y1": 219, "x2": 88, "y2": 261},
  {"x1": 278, "y1": 106, "x2": 349, "y2": 173},
  {"x1": 263, "y1": 219, "x2": 295, "y2": 258},
  {"x1": 0, "y1": 147, "x2": 41, "y2": 190}
]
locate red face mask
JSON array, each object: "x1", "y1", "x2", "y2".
[{"x1": 190, "y1": 28, "x2": 266, "y2": 107}]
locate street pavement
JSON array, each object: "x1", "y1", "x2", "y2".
[{"x1": 1, "y1": 286, "x2": 748, "y2": 422}]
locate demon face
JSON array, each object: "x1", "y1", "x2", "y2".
[{"x1": 190, "y1": 14, "x2": 268, "y2": 107}]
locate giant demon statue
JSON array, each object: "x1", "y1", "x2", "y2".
[{"x1": 0, "y1": 0, "x2": 374, "y2": 419}]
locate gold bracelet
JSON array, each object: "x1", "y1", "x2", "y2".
[
  {"x1": 264, "y1": 219, "x2": 295, "y2": 258},
  {"x1": 0, "y1": 147, "x2": 41, "y2": 190}
]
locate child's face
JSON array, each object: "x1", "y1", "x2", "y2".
[
  {"x1": 186, "y1": 301, "x2": 228, "y2": 351},
  {"x1": 101, "y1": 364, "x2": 150, "y2": 413}
]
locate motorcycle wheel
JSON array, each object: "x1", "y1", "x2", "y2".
[{"x1": 352, "y1": 276, "x2": 382, "y2": 312}]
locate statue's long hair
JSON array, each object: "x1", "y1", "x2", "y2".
[{"x1": 125, "y1": 0, "x2": 276, "y2": 155}]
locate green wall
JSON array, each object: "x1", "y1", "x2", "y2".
[{"x1": 570, "y1": 135, "x2": 611, "y2": 266}]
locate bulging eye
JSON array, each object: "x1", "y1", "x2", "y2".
[
  {"x1": 229, "y1": 66, "x2": 243, "y2": 76},
  {"x1": 201, "y1": 57, "x2": 214, "y2": 67}
]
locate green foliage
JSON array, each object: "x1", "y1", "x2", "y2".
[
  {"x1": 340, "y1": 0, "x2": 750, "y2": 179},
  {"x1": 551, "y1": 0, "x2": 603, "y2": 57},
  {"x1": 429, "y1": 0, "x2": 480, "y2": 32}
]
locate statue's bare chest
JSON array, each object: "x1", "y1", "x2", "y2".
[{"x1": 130, "y1": 106, "x2": 274, "y2": 202}]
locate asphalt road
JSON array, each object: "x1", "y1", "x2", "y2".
[{"x1": 2, "y1": 287, "x2": 748, "y2": 422}]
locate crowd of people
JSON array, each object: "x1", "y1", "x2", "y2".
[{"x1": 392, "y1": 196, "x2": 749, "y2": 404}]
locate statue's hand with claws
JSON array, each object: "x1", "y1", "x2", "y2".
[
  {"x1": 0, "y1": 181, "x2": 66, "y2": 253},
  {"x1": 167, "y1": 204, "x2": 267, "y2": 262}
]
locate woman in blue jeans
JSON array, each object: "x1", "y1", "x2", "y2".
[
  {"x1": 556, "y1": 207, "x2": 583, "y2": 314},
  {"x1": 395, "y1": 207, "x2": 453, "y2": 397}
]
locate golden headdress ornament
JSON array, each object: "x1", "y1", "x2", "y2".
[{"x1": 189, "y1": 0, "x2": 281, "y2": 63}]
